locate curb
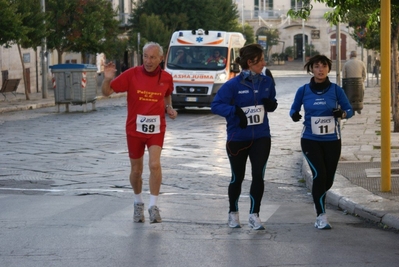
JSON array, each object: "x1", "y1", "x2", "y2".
[
  {"x1": 0, "y1": 102, "x2": 55, "y2": 113},
  {"x1": 302, "y1": 159, "x2": 399, "y2": 230},
  {"x1": 0, "y1": 93, "x2": 127, "y2": 114}
]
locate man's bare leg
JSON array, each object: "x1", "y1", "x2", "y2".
[
  {"x1": 147, "y1": 145, "x2": 162, "y2": 196},
  {"x1": 130, "y1": 157, "x2": 145, "y2": 222},
  {"x1": 147, "y1": 145, "x2": 163, "y2": 223},
  {"x1": 129, "y1": 157, "x2": 144, "y2": 194}
]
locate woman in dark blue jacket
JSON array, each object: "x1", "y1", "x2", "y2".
[
  {"x1": 211, "y1": 43, "x2": 278, "y2": 230},
  {"x1": 289, "y1": 55, "x2": 353, "y2": 230}
]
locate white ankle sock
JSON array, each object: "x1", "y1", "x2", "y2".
[
  {"x1": 134, "y1": 193, "x2": 143, "y2": 204},
  {"x1": 149, "y1": 195, "x2": 158, "y2": 207}
]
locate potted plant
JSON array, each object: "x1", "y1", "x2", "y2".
[
  {"x1": 271, "y1": 53, "x2": 281, "y2": 64},
  {"x1": 278, "y1": 52, "x2": 286, "y2": 64},
  {"x1": 285, "y1": 46, "x2": 294, "y2": 61},
  {"x1": 305, "y1": 44, "x2": 320, "y2": 60}
]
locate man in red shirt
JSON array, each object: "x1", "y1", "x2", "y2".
[{"x1": 102, "y1": 42, "x2": 178, "y2": 224}]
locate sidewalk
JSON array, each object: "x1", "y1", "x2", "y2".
[
  {"x1": 1, "y1": 68, "x2": 399, "y2": 231},
  {"x1": 0, "y1": 88, "x2": 125, "y2": 114},
  {"x1": 0, "y1": 89, "x2": 56, "y2": 113}
]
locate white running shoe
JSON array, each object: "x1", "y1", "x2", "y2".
[
  {"x1": 248, "y1": 213, "x2": 265, "y2": 230},
  {"x1": 134, "y1": 202, "x2": 145, "y2": 223},
  {"x1": 148, "y1": 205, "x2": 162, "y2": 224},
  {"x1": 228, "y1": 212, "x2": 241, "y2": 228},
  {"x1": 314, "y1": 213, "x2": 332, "y2": 229}
]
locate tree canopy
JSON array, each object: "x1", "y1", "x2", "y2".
[
  {"x1": 257, "y1": 28, "x2": 280, "y2": 60},
  {"x1": 46, "y1": 0, "x2": 120, "y2": 63},
  {"x1": 131, "y1": 0, "x2": 240, "y2": 32},
  {"x1": 16, "y1": 0, "x2": 47, "y2": 50},
  {"x1": 0, "y1": 0, "x2": 45, "y2": 48},
  {"x1": 129, "y1": 0, "x2": 245, "y2": 51},
  {"x1": 0, "y1": 0, "x2": 23, "y2": 47}
]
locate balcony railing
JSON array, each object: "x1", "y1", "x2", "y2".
[
  {"x1": 118, "y1": 13, "x2": 131, "y2": 26},
  {"x1": 239, "y1": 8, "x2": 331, "y2": 21}
]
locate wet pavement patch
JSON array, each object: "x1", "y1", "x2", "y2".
[{"x1": 0, "y1": 179, "x2": 53, "y2": 195}]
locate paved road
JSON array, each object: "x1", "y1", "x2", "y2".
[{"x1": 1, "y1": 71, "x2": 398, "y2": 267}]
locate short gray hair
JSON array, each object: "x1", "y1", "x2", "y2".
[
  {"x1": 143, "y1": 42, "x2": 163, "y2": 56},
  {"x1": 350, "y1": 51, "x2": 357, "y2": 58}
]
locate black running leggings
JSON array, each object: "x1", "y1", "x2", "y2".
[
  {"x1": 301, "y1": 138, "x2": 341, "y2": 216},
  {"x1": 226, "y1": 137, "x2": 271, "y2": 214}
]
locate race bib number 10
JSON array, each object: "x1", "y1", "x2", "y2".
[
  {"x1": 311, "y1": 116, "x2": 335, "y2": 135},
  {"x1": 241, "y1": 105, "x2": 265, "y2": 126},
  {"x1": 136, "y1": 115, "x2": 161, "y2": 134}
]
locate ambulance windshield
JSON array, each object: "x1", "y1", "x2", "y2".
[{"x1": 166, "y1": 46, "x2": 228, "y2": 70}]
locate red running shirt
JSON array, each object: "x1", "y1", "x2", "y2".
[{"x1": 110, "y1": 65, "x2": 173, "y2": 137}]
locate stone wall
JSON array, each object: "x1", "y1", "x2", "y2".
[{"x1": 0, "y1": 45, "x2": 46, "y2": 95}]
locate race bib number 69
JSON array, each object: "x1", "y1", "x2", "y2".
[{"x1": 136, "y1": 115, "x2": 161, "y2": 134}]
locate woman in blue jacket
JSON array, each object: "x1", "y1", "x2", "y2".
[
  {"x1": 289, "y1": 55, "x2": 353, "y2": 230},
  {"x1": 211, "y1": 44, "x2": 278, "y2": 230}
]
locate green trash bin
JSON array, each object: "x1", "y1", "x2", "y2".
[
  {"x1": 50, "y1": 64, "x2": 98, "y2": 112},
  {"x1": 342, "y1": 78, "x2": 364, "y2": 112}
]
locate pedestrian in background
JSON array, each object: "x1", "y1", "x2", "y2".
[
  {"x1": 102, "y1": 42, "x2": 178, "y2": 224},
  {"x1": 211, "y1": 43, "x2": 278, "y2": 230},
  {"x1": 342, "y1": 50, "x2": 366, "y2": 114},
  {"x1": 342, "y1": 51, "x2": 366, "y2": 86},
  {"x1": 96, "y1": 53, "x2": 106, "y2": 86},
  {"x1": 373, "y1": 57, "x2": 381, "y2": 85},
  {"x1": 289, "y1": 55, "x2": 353, "y2": 230}
]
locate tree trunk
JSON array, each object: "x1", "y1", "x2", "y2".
[
  {"x1": 35, "y1": 49, "x2": 39, "y2": 93},
  {"x1": 17, "y1": 44, "x2": 30, "y2": 101},
  {"x1": 57, "y1": 49, "x2": 63, "y2": 64},
  {"x1": 81, "y1": 52, "x2": 87, "y2": 64},
  {"x1": 392, "y1": 24, "x2": 399, "y2": 132}
]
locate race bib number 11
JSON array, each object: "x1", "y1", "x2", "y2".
[
  {"x1": 136, "y1": 115, "x2": 161, "y2": 134},
  {"x1": 311, "y1": 116, "x2": 335, "y2": 135}
]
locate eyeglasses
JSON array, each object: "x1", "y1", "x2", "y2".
[{"x1": 177, "y1": 51, "x2": 183, "y2": 54}]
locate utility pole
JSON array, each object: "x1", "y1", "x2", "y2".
[
  {"x1": 242, "y1": 0, "x2": 244, "y2": 31},
  {"x1": 302, "y1": 19, "x2": 305, "y2": 65},
  {"x1": 380, "y1": 0, "x2": 391, "y2": 191},
  {"x1": 41, "y1": 0, "x2": 48, "y2": 98}
]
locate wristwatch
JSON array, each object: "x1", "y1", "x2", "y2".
[{"x1": 165, "y1": 104, "x2": 173, "y2": 110}]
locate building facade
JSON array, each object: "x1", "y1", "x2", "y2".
[
  {"x1": 235, "y1": 0, "x2": 366, "y2": 63},
  {"x1": 0, "y1": 46, "x2": 41, "y2": 96},
  {"x1": 1, "y1": 0, "x2": 366, "y2": 96}
]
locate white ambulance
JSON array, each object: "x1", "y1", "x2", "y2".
[{"x1": 164, "y1": 29, "x2": 246, "y2": 109}]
